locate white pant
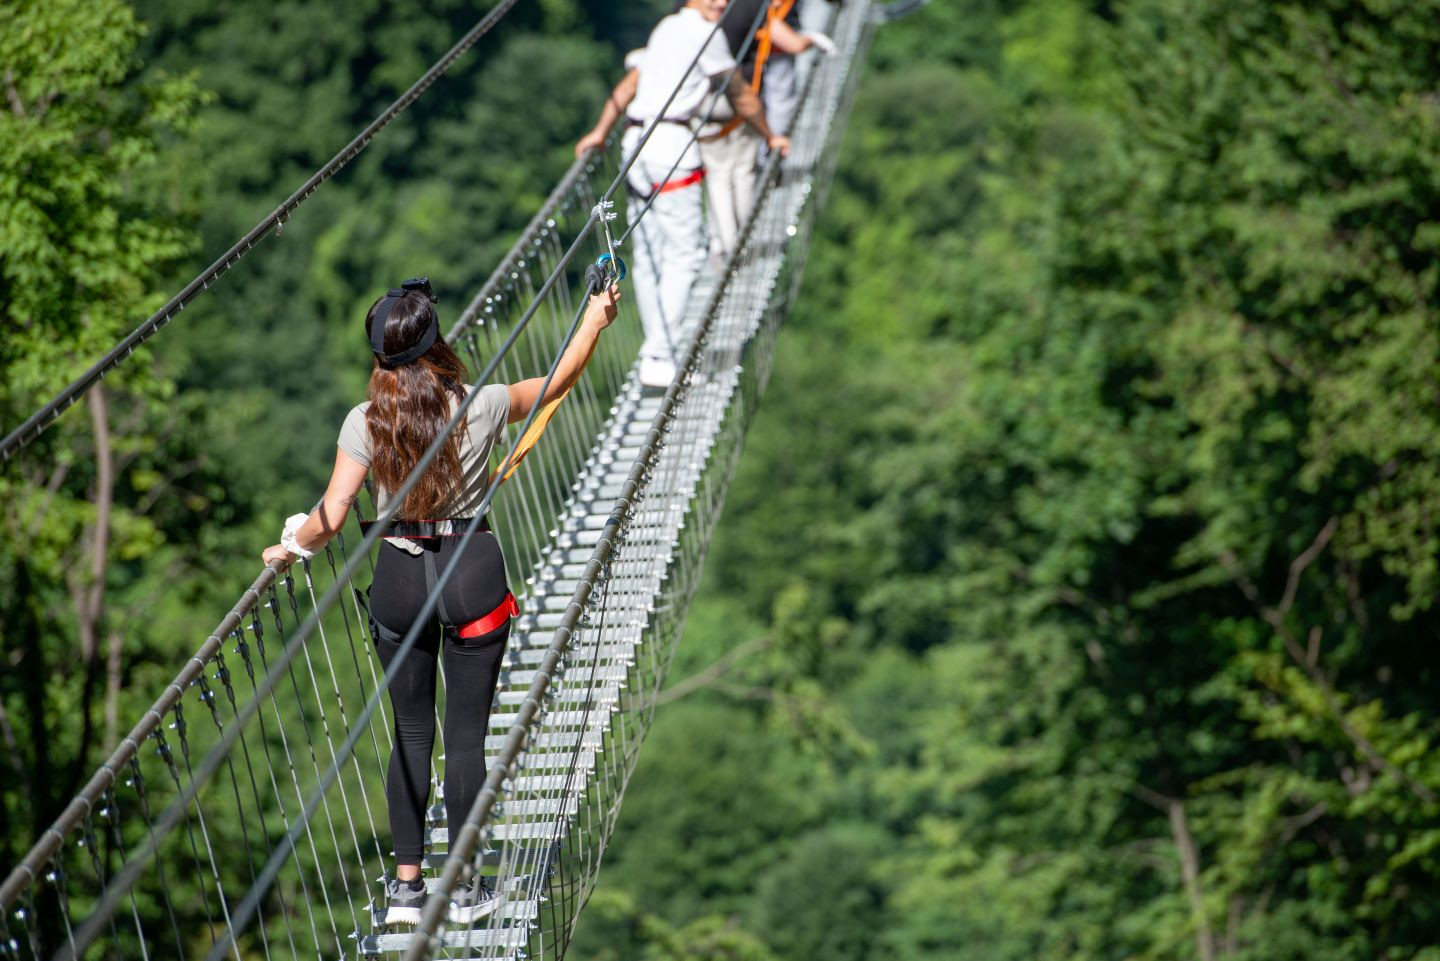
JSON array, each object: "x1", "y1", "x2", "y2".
[
  {"x1": 797, "y1": 0, "x2": 834, "y2": 80},
  {"x1": 698, "y1": 123, "x2": 760, "y2": 259},
  {"x1": 799, "y1": 0, "x2": 832, "y2": 33},
  {"x1": 762, "y1": 54, "x2": 799, "y2": 137},
  {"x1": 621, "y1": 127, "x2": 707, "y2": 362}
]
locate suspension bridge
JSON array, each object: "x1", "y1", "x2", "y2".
[{"x1": 1, "y1": 1, "x2": 881, "y2": 957}]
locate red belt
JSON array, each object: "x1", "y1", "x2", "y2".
[
  {"x1": 458, "y1": 591, "x2": 519, "y2": 638},
  {"x1": 654, "y1": 168, "x2": 705, "y2": 194}
]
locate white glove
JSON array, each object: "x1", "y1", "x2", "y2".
[
  {"x1": 802, "y1": 31, "x2": 836, "y2": 55},
  {"x1": 280, "y1": 513, "x2": 315, "y2": 559}
]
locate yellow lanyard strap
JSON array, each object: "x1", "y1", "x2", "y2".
[
  {"x1": 497, "y1": 335, "x2": 599, "y2": 483},
  {"x1": 497, "y1": 205, "x2": 621, "y2": 485}
]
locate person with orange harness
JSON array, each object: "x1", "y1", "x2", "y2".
[
  {"x1": 699, "y1": 0, "x2": 834, "y2": 264},
  {"x1": 759, "y1": 0, "x2": 834, "y2": 140},
  {"x1": 261, "y1": 276, "x2": 620, "y2": 927},
  {"x1": 576, "y1": 0, "x2": 790, "y2": 388}
]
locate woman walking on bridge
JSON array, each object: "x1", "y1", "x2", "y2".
[{"x1": 262, "y1": 278, "x2": 619, "y2": 926}]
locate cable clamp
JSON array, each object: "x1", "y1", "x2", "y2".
[{"x1": 592, "y1": 199, "x2": 623, "y2": 287}]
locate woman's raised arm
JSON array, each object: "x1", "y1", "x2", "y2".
[
  {"x1": 261, "y1": 447, "x2": 369, "y2": 568},
  {"x1": 506, "y1": 285, "x2": 620, "y2": 424}
]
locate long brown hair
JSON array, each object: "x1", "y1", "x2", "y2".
[{"x1": 363, "y1": 290, "x2": 470, "y2": 519}]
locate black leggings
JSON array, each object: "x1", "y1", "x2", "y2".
[{"x1": 368, "y1": 534, "x2": 510, "y2": 864}]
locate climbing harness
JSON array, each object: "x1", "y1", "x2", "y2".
[
  {"x1": 414, "y1": 541, "x2": 518, "y2": 640},
  {"x1": 623, "y1": 164, "x2": 707, "y2": 200},
  {"x1": 457, "y1": 591, "x2": 520, "y2": 638},
  {"x1": 365, "y1": 521, "x2": 521, "y2": 639},
  {"x1": 625, "y1": 117, "x2": 692, "y2": 128},
  {"x1": 354, "y1": 514, "x2": 519, "y2": 643},
  {"x1": 357, "y1": 516, "x2": 490, "y2": 538},
  {"x1": 651, "y1": 168, "x2": 707, "y2": 195},
  {"x1": 370, "y1": 277, "x2": 440, "y2": 368},
  {"x1": 621, "y1": 120, "x2": 707, "y2": 197}
]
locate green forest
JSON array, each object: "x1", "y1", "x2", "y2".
[{"x1": 4, "y1": 0, "x2": 1440, "y2": 959}]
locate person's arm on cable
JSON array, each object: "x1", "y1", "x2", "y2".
[
  {"x1": 726, "y1": 74, "x2": 790, "y2": 156},
  {"x1": 576, "y1": 69, "x2": 640, "y2": 158},
  {"x1": 505, "y1": 285, "x2": 621, "y2": 423},
  {"x1": 770, "y1": 19, "x2": 835, "y2": 55},
  {"x1": 261, "y1": 449, "x2": 369, "y2": 568}
]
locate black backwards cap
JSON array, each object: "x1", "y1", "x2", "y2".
[{"x1": 370, "y1": 277, "x2": 440, "y2": 368}]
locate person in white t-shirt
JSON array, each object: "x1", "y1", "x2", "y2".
[{"x1": 576, "y1": 0, "x2": 790, "y2": 388}]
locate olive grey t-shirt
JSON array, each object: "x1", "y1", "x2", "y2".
[{"x1": 338, "y1": 384, "x2": 510, "y2": 553}]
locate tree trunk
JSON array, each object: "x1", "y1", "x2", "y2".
[
  {"x1": 104, "y1": 628, "x2": 124, "y2": 748},
  {"x1": 1167, "y1": 798, "x2": 1216, "y2": 961},
  {"x1": 70, "y1": 386, "x2": 114, "y2": 788},
  {"x1": 78, "y1": 386, "x2": 114, "y2": 661}
]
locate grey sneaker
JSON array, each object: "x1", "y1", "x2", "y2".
[
  {"x1": 447, "y1": 874, "x2": 502, "y2": 924},
  {"x1": 382, "y1": 877, "x2": 427, "y2": 925}
]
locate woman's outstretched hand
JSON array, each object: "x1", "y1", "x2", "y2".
[{"x1": 586, "y1": 283, "x2": 621, "y2": 329}]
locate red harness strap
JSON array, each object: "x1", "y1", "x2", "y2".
[
  {"x1": 458, "y1": 591, "x2": 519, "y2": 639},
  {"x1": 654, "y1": 167, "x2": 706, "y2": 194}
]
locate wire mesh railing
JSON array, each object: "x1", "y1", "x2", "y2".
[{"x1": 0, "y1": 0, "x2": 875, "y2": 957}]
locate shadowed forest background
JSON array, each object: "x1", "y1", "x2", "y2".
[{"x1": 3, "y1": 0, "x2": 1439, "y2": 959}]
